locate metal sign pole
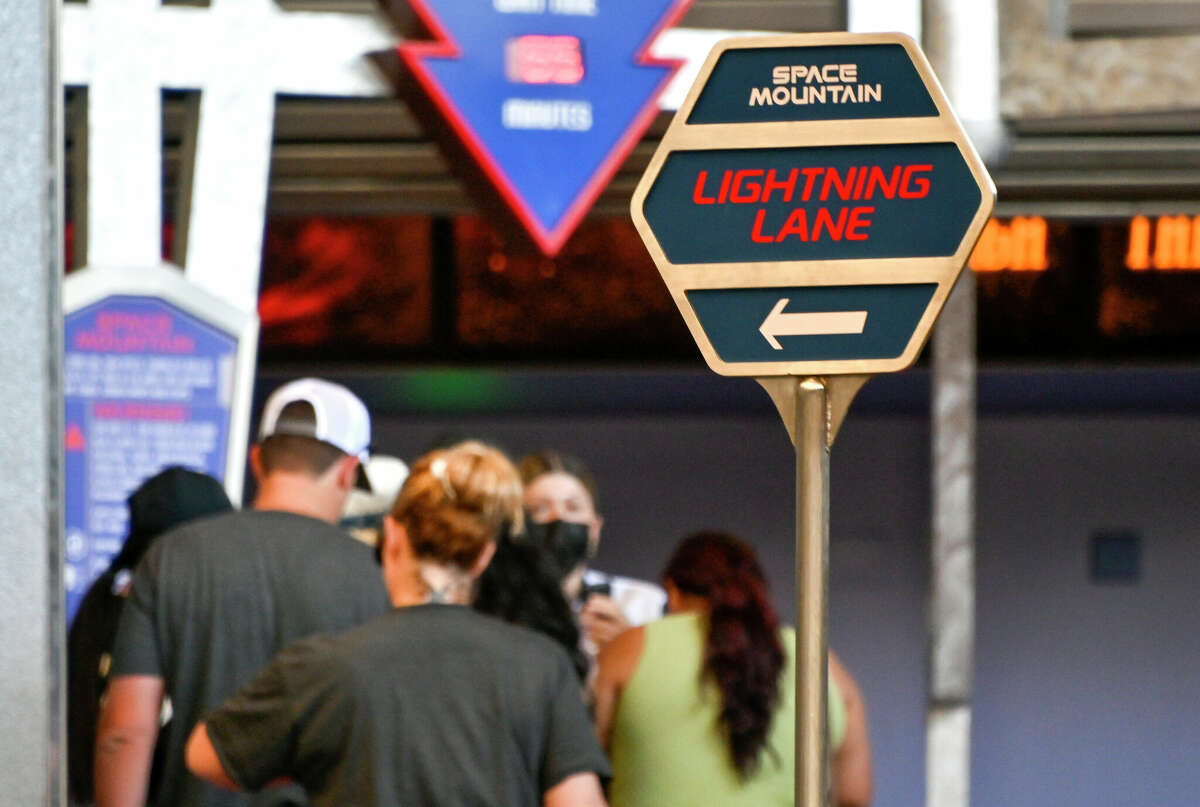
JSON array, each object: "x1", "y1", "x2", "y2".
[{"x1": 795, "y1": 377, "x2": 831, "y2": 807}]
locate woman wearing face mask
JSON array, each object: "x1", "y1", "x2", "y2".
[{"x1": 519, "y1": 451, "x2": 666, "y2": 657}]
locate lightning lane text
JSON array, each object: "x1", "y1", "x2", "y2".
[{"x1": 691, "y1": 164, "x2": 932, "y2": 243}]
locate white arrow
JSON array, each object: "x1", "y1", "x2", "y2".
[{"x1": 759, "y1": 298, "x2": 868, "y2": 350}]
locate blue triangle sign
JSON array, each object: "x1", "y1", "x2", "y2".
[{"x1": 397, "y1": 0, "x2": 692, "y2": 255}]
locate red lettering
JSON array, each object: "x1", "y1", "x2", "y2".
[
  {"x1": 692, "y1": 171, "x2": 716, "y2": 204},
  {"x1": 819, "y1": 167, "x2": 856, "y2": 201},
  {"x1": 92, "y1": 403, "x2": 188, "y2": 421},
  {"x1": 775, "y1": 209, "x2": 809, "y2": 242},
  {"x1": 96, "y1": 313, "x2": 170, "y2": 334},
  {"x1": 799, "y1": 167, "x2": 823, "y2": 201},
  {"x1": 762, "y1": 169, "x2": 798, "y2": 203},
  {"x1": 813, "y1": 207, "x2": 848, "y2": 241},
  {"x1": 730, "y1": 170, "x2": 763, "y2": 204},
  {"x1": 864, "y1": 166, "x2": 900, "y2": 199},
  {"x1": 846, "y1": 207, "x2": 873, "y2": 240},
  {"x1": 689, "y1": 165, "x2": 947, "y2": 204},
  {"x1": 750, "y1": 209, "x2": 774, "y2": 243},
  {"x1": 852, "y1": 165, "x2": 869, "y2": 199},
  {"x1": 900, "y1": 164, "x2": 932, "y2": 198}
]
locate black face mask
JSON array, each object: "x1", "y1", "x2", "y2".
[{"x1": 525, "y1": 519, "x2": 591, "y2": 580}]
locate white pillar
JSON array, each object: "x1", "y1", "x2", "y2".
[
  {"x1": 923, "y1": 0, "x2": 1006, "y2": 163},
  {"x1": 0, "y1": 0, "x2": 65, "y2": 802},
  {"x1": 923, "y1": 1, "x2": 1002, "y2": 806},
  {"x1": 63, "y1": 0, "x2": 394, "y2": 314},
  {"x1": 927, "y1": 267, "x2": 977, "y2": 807},
  {"x1": 846, "y1": 0, "x2": 922, "y2": 40}
]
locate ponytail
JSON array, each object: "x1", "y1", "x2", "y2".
[{"x1": 663, "y1": 531, "x2": 784, "y2": 778}]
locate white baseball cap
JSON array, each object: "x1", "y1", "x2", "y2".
[
  {"x1": 342, "y1": 455, "x2": 410, "y2": 520},
  {"x1": 258, "y1": 378, "x2": 371, "y2": 463}
]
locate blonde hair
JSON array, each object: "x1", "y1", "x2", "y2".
[{"x1": 391, "y1": 441, "x2": 524, "y2": 570}]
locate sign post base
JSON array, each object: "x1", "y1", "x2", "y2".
[
  {"x1": 795, "y1": 377, "x2": 831, "y2": 807},
  {"x1": 769, "y1": 374, "x2": 866, "y2": 807}
]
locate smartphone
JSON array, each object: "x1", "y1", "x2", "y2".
[{"x1": 579, "y1": 580, "x2": 612, "y2": 603}]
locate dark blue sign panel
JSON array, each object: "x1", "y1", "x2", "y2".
[
  {"x1": 687, "y1": 44, "x2": 938, "y2": 124},
  {"x1": 643, "y1": 142, "x2": 980, "y2": 264},
  {"x1": 398, "y1": 0, "x2": 692, "y2": 255},
  {"x1": 686, "y1": 284, "x2": 937, "y2": 363},
  {"x1": 64, "y1": 296, "x2": 236, "y2": 622}
]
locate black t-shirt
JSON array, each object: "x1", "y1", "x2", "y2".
[
  {"x1": 111, "y1": 509, "x2": 392, "y2": 807},
  {"x1": 204, "y1": 605, "x2": 612, "y2": 807},
  {"x1": 67, "y1": 570, "x2": 124, "y2": 801}
]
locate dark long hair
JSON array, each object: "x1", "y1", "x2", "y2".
[
  {"x1": 662, "y1": 531, "x2": 785, "y2": 778},
  {"x1": 474, "y1": 530, "x2": 588, "y2": 680}
]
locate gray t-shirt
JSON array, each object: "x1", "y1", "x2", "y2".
[
  {"x1": 111, "y1": 509, "x2": 392, "y2": 807},
  {"x1": 204, "y1": 605, "x2": 612, "y2": 807}
]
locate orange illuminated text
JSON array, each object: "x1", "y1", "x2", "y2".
[
  {"x1": 1126, "y1": 215, "x2": 1200, "y2": 271},
  {"x1": 969, "y1": 217, "x2": 1048, "y2": 272}
]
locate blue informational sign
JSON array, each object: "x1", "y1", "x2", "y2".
[
  {"x1": 643, "y1": 143, "x2": 981, "y2": 264},
  {"x1": 63, "y1": 295, "x2": 238, "y2": 622},
  {"x1": 393, "y1": 0, "x2": 693, "y2": 256}
]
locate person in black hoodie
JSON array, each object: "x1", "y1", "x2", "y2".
[{"x1": 67, "y1": 466, "x2": 232, "y2": 806}]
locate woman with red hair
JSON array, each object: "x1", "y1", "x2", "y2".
[{"x1": 594, "y1": 531, "x2": 872, "y2": 807}]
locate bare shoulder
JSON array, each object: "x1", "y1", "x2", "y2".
[
  {"x1": 593, "y1": 624, "x2": 647, "y2": 749},
  {"x1": 829, "y1": 650, "x2": 864, "y2": 706},
  {"x1": 596, "y1": 624, "x2": 645, "y2": 685}
]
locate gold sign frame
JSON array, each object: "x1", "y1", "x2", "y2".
[{"x1": 631, "y1": 32, "x2": 996, "y2": 377}]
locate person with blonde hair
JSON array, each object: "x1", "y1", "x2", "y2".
[{"x1": 186, "y1": 441, "x2": 610, "y2": 807}]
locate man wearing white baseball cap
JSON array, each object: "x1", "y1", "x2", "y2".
[
  {"x1": 256, "y1": 377, "x2": 371, "y2": 461},
  {"x1": 96, "y1": 378, "x2": 392, "y2": 807}
]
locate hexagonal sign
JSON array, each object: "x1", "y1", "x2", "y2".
[{"x1": 631, "y1": 32, "x2": 995, "y2": 377}]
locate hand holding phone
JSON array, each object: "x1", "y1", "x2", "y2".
[{"x1": 580, "y1": 590, "x2": 629, "y2": 652}]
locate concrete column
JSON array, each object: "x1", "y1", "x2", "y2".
[
  {"x1": 927, "y1": 268, "x2": 976, "y2": 807},
  {"x1": 846, "y1": 0, "x2": 922, "y2": 39},
  {"x1": 923, "y1": 0, "x2": 1006, "y2": 164},
  {"x1": 0, "y1": 0, "x2": 66, "y2": 804},
  {"x1": 923, "y1": 0, "x2": 1001, "y2": 805}
]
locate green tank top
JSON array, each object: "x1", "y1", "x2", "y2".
[{"x1": 609, "y1": 612, "x2": 846, "y2": 807}]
